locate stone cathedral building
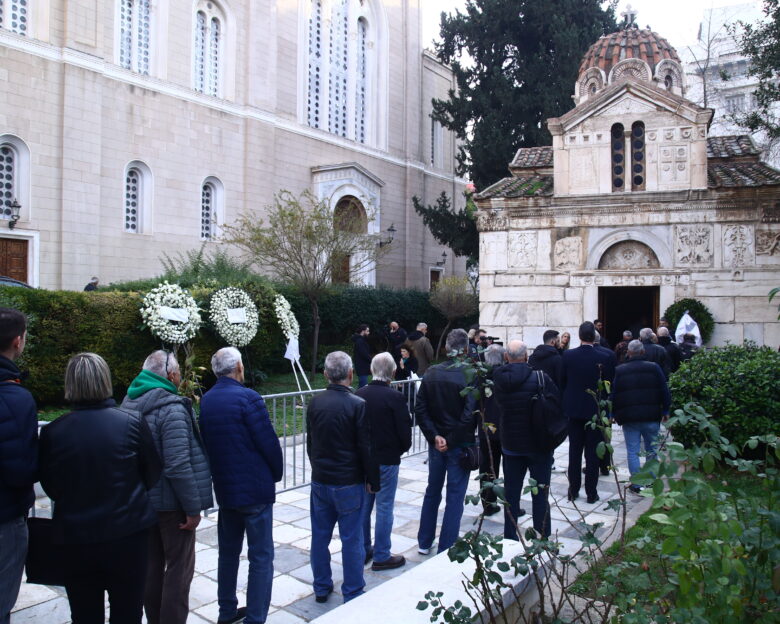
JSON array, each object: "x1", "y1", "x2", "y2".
[
  {"x1": 475, "y1": 19, "x2": 780, "y2": 349},
  {"x1": 0, "y1": 0, "x2": 465, "y2": 290}
]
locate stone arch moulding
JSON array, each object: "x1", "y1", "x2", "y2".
[
  {"x1": 587, "y1": 229, "x2": 672, "y2": 270},
  {"x1": 608, "y1": 58, "x2": 652, "y2": 85}
]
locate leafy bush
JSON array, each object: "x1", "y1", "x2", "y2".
[
  {"x1": 663, "y1": 297, "x2": 715, "y2": 343},
  {"x1": 0, "y1": 282, "x2": 286, "y2": 406},
  {"x1": 669, "y1": 342, "x2": 780, "y2": 450}
]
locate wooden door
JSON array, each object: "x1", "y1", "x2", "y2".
[{"x1": 0, "y1": 238, "x2": 28, "y2": 283}]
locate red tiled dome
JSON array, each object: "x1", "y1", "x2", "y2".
[{"x1": 579, "y1": 26, "x2": 680, "y2": 79}]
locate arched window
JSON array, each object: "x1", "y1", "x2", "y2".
[
  {"x1": 118, "y1": 0, "x2": 151, "y2": 75},
  {"x1": 200, "y1": 177, "x2": 223, "y2": 240},
  {"x1": 194, "y1": 2, "x2": 224, "y2": 97},
  {"x1": 0, "y1": 0, "x2": 30, "y2": 36},
  {"x1": 306, "y1": 0, "x2": 382, "y2": 145},
  {"x1": 124, "y1": 161, "x2": 152, "y2": 233},
  {"x1": 611, "y1": 123, "x2": 625, "y2": 192},
  {"x1": 631, "y1": 121, "x2": 646, "y2": 191},
  {"x1": 0, "y1": 135, "x2": 30, "y2": 223}
]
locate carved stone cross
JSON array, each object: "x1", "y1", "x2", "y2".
[{"x1": 621, "y1": 4, "x2": 638, "y2": 26}]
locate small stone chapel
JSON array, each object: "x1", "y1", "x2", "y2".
[{"x1": 474, "y1": 12, "x2": 780, "y2": 349}]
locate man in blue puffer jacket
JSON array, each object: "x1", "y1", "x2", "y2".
[
  {"x1": 0, "y1": 308, "x2": 37, "y2": 624},
  {"x1": 200, "y1": 347, "x2": 283, "y2": 624}
]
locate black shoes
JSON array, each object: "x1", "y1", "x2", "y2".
[
  {"x1": 600, "y1": 468, "x2": 610, "y2": 476},
  {"x1": 587, "y1": 495, "x2": 600, "y2": 504},
  {"x1": 483, "y1": 504, "x2": 501, "y2": 516},
  {"x1": 315, "y1": 588, "x2": 334, "y2": 603},
  {"x1": 218, "y1": 606, "x2": 247, "y2": 623},
  {"x1": 364, "y1": 549, "x2": 373, "y2": 565},
  {"x1": 628, "y1": 484, "x2": 642, "y2": 494},
  {"x1": 567, "y1": 490, "x2": 579, "y2": 502},
  {"x1": 371, "y1": 554, "x2": 406, "y2": 571}
]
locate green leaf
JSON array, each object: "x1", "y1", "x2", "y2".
[
  {"x1": 416, "y1": 601, "x2": 429, "y2": 611},
  {"x1": 649, "y1": 513, "x2": 673, "y2": 525}
]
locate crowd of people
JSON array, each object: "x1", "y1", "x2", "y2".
[{"x1": 0, "y1": 307, "x2": 693, "y2": 624}]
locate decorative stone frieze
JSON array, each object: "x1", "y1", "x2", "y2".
[
  {"x1": 675, "y1": 225, "x2": 713, "y2": 267},
  {"x1": 723, "y1": 224, "x2": 755, "y2": 268},
  {"x1": 507, "y1": 231, "x2": 538, "y2": 269},
  {"x1": 554, "y1": 236, "x2": 582, "y2": 270},
  {"x1": 477, "y1": 211, "x2": 509, "y2": 232},
  {"x1": 598, "y1": 241, "x2": 660, "y2": 270},
  {"x1": 756, "y1": 229, "x2": 780, "y2": 255}
]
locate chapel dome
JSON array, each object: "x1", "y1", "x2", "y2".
[{"x1": 574, "y1": 18, "x2": 685, "y2": 105}]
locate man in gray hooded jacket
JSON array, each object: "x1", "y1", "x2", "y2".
[{"x1": 122, "y1": 350, "x2": 213, "y2": 624}]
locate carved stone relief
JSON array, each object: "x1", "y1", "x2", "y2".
[
  {"x1": 477, "y1": 211, "x2": 508, "y2": 232},
  {"x1": 756, "y1": 229, "x2": 780, "y2": 255},
  {"x1": 508, "y1": 231, "x2": 537, "y2": 269},
  {"x1": 597, "y1": 241, "x2": 661, "y2": 270},
  {"x1": 554, "y1": 236, "x2": 582, "y2": 270},
  {"x1": 675, "y1": 225, "x2": 713, "y2": 267},
  {"x1": 660, "y1": 145, "x2": 689, "y2": 184},
  {"x1": 723, "y1": 225, "x2": 755, "y2": 267},
  {"x1": 480, "y1": 232, "x2": 508, "y2": 271},
  {"x1": 761, "y1": 202, "x2": 780, "y2": 223},
  {"x1": 609, "y1": 59, "x2": 652, "y2": 84}
]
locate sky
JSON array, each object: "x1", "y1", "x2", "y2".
[{"x1": 421, "y1": 0, "x2": 765, "y2": 52}]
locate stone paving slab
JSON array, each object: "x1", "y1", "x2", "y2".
[{"x1": 12, "y1": 425, "x2": 647, "y2": 623}]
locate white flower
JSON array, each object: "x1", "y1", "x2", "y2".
[
  {"x1": 273, "y1": 295, "x2": 299, "y2": 340},
  {"x1": 209, "y1": 287, "x2": 259, "y2": 347},
  {"x1": 141, "y1": 282, "x2": 202, "y2": 345}
]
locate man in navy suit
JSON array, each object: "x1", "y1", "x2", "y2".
[{"x1": 561, "y1": 322, "x2": 616, "y2": 504}]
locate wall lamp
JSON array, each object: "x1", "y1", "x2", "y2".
[
  {"x1": 436, "y1": 251, "x2": 448, "y2": 266},
  {"x1": 7, "y1": 199, "x2": 21, "y2": 230},
  {"x1": 379, "y1": 223, "x2": 396, "y2": 247}
]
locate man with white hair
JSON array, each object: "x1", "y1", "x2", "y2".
[
  {"x1": 639, "y1": 327, "x2": 671, "y2": 379},
  {"x1": 199, "y1": 347, "x2": 284, "y2": 624},
  {"x1": 407, "y1": 322, "x2": 435, "y2": 375},
  {"x1": 610, "y1": 340, "x2": 670, "y2": 494},
  {"x1": 122, "y1": 350, "x2": 213, "y2": 624},
  {"x1": 656, "y1": 326, "x2": 681, "y2": 373},
  {"x1": 306, "y1": 351, "x2": 379, "y2": 603},
  {"x1": 416, "y1": 328, "x2": 477, "y2": 554},
  {"x1": 356, "y1": 352, "x2": 412, "y2": 571}
]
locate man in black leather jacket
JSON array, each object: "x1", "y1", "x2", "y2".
[
  {"x1": 416, "y1": 328, "x2": 477, "y2": 555},
  {"x1": 639, "y1": 328, "x2": 671, "y2": 379},
  {"x1": 306, "y1": 351, "x2": 378, "y2": 604}
]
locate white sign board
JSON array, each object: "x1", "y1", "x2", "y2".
[
  {"x1": 227, "y1": 307, "x2": 247, "y2": 324},
  {"x1": 159, "y1": 306, "x2": 189, "y2": 323},
  {"x1": 284, "y1": 337, "x2": 300, "y2": 362}
]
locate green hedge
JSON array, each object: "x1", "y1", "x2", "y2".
[
  {"x1": 0, "y1": 282, "x2": 285, "y2": 406},
  {"x1": 669, "y1": 342, "x2": 780, "y2": 450}
]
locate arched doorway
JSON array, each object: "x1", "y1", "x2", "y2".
[
  {"x1": 332, "y1": 195, "x2": 368, "y2": 284},
  {"x1": 597, "y1": 241, "x2": 661, "y2": 346}
]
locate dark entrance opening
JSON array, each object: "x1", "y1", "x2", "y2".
[{"x1": 598, "y1": 286, "x2": 659, "y2": 347}]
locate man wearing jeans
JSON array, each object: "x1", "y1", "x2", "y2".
[
  {"x1": 0, "y1": 308, "x2": 37, "y2": 624},
  {"x1": 200, "y1": 347, "x2": 283, "y2": 624},
  {"x1": 356, "y1": 353, "x2": 412, "y2": 570},
  {"x1": 611, "y1": 340, "x2": 670, "y2": 494},
  {"x1": 306, "y1": 351, "x2": 379, "y2": 603},
  {"x1": 416, "y1": 329, "x2": 477, "y2": 554}
]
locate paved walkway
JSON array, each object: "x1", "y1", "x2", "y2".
[{"x1": 12, "y1": 426, "x2": 644, "y2": 623}]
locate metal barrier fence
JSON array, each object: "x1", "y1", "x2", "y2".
[{"x1": 266, "y1": 377, "x2": 427, "y2": 492}]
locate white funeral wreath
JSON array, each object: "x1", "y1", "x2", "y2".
[
  {"x1": 209, "y1": 287, "x2": 259, "y2": 347},
  {"x1": 273, "y1": 294, "x2": 299, "y2": 340},
  {"x1": 140, "y1": 282, "x2": 202, "y2": 345}
]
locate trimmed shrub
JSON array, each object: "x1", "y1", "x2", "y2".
[
  {"x1": 0, "y1": 282, "x2": 286, "y2": 406},
  {"x1": 663, "y1": 298, "x2": 715, "y2": 343},
  {"x1": 669, "y1": 342, "x2": 780, "y2": 450}
]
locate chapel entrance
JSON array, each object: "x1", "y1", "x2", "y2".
[
  {"x1": 0, "y1": 238, "x2": 28, "y2": 283},
  {"x1": 598, "y1": 286, "x2": 659, "y2": 347}
]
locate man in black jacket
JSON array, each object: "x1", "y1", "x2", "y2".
[
  {"x1": 306, "y1": 351, "x2": 379, "y2": 603},
  {"x1": 656, "y1": 327, "x2": 681, "y2": 373},
  {"x1": 356, "y1": 353, "x2": 411, "y2": 571},
  {"x1": 479, "y1": 344, "x2": 506, "y2": 516},
  {"x1": 0, "y1": 308, "x2": 37, "y2": 624},
  {"x1": 416, "y1": 328, "x2": 477, "y2": 554},
  {"x1": 639, "y1": 328, "x2": 671, "y2": 379},
  {"x1": 386, "y1": 322, "x2": 407, "y2": 361},
  {"x1": 351, "y1": 324, "x2": 372, "y2": 388},
  {"x1": 494, "y1": 340, "x2": 558, "y2": 539},
  {"x1": 529, "y1": 330, "x2": 563, "y2": 390},
  {"x1": 611, "y1": 341, "x2": 670, "y2": 493}
]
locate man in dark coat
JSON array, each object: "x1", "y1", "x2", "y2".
[
  {"x1": 416, "y1": 329, "x2": 477, "y2": 554},
  {"x1": 561, "y1": 322, "x2": 616, "y2": 504},
  {"x1": 679, "y1": 333, "x2": 700, "y2": 362},
  {"x1": 479, "y1": 344, "x2": 507, "y2": 516},
  {"x1": 306, "y1": 351, "x2": 379, "y2": 603},
  {"x1": 529, "y1": 329, "x2": 563, "y2": 390},
  {"x1": 407, "y1": 323, "x2": 435, "y2": 375},
  {"x1": 594, "y1": 331, "x2": 618, "y2": 476},
  {"x1": 493, "y1": 340, "x2": 558, "y2": 539},
  {"x1": 656, "y1": 327, "x2": 681, "y2": 373},
  {"x1": 0, "y1": 308, "x2": 37, "y2": 624},
  {"x1": 83, "y1": 276, "x2": 99, "y2": 291},
  {"x1": 386, "y1": 321, "x2": 407, "y2": 361},
  {"x1": 351, "y1": 324, "x2": 372, "y2": 388},
  {"x1": 594, "y1": 319, "x2": 610, "y2": 349},
  {"x1": 200, "y1": 347, "x2": 284, "y2": 624},
  {"x1": 639, "y1": 328, "x2": 671, "y2": 379},
  {"x1": 614, "y1": 330, "x2": 633, "y2": 363},
  {"x1": 357, "y1": 353, "x2": 412, "y2": 571},
  {"x1": 611, "y1": 340, "x2": 670, "y2": 493}
]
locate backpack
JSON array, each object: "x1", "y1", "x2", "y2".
[{"x1": 530, "y1": 371, "x2": 568, "y2": 452}]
